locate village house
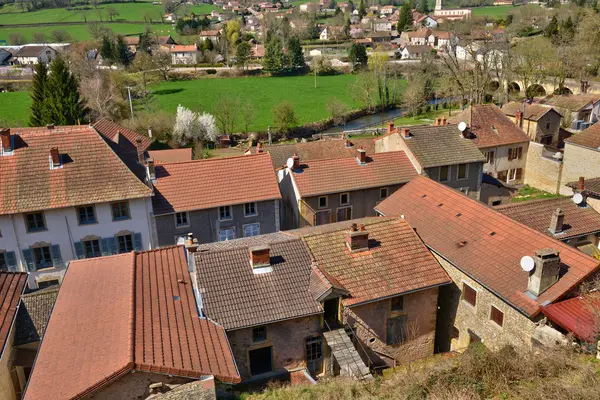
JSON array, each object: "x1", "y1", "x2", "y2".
[
  {"x1": 123, "y1": 36, "x2": 140, "y2": 52},
  {"x1": 502, "y1": 101, "x2": 564, "y2": 147},
  {"x1": 147, "y1": 148, "x2": 193, "y2": 163},
  {"x1": 374, "y1": 122, "x2": 486, "y2": 200},
  {"x1": 400, "y1": 45, "x2": 432, "y2": 59},
  {"x1": 449, "y1": 105, "x2": 530, "y2": 185},
  {"x1": 415, "y1": 14, "x2": 438, "y2": 28},
  {"x1": 407, "y1": 28, "x2": 431, "y2": 46},
  {"x1": 428, "y1": 31, "x2": 452, "y2": 51},
  {"x1": 375, "y1": 176, "x2": 600, "y2": 352},
  {"x1": 0, "y1": 272, "x2": 27, "y2": 400},
  {"x1": 198, "y1": 30, "x2": 221, "y2": 44},
  {"x1": 151, "y1": 153, "x2": 282, "y2": 246},
  {"x1": 540, "y1": 94, "x2": 600, "y2": 130},
  {"x1": 156, "y1": 35, "x2": 177, "y2": 50},
  {"x1": 380, "y1": 5, "x2": 396, "y2": 15},
  {"x1": 0, "y1": 125, "x2": 153, "y2": 289},
  {"x1": 23, "y1": 247, "x2": 240, "y2": 400},
  {"x1": 367, "y1": 31, "x2": 392, "y2": 43},
  {"x1": 13, "y1": 45, "x2": 56, "y2": 65},
  {"x1": 299, "y1": 2, "x2": 320, "y2": 12},
  {"x1": 568, "y1": 177, "x2": 600, "y2": 213},
  {"x1": 373, "y1": 19, "x2": 393, "y2": 32},
  {"x1": 278, "y1": 147, "x2": 417, "y2": 228},
  {"x1": 559, "y1": 123, "x2": 600, "y2": 194},
  {"x1": 192, "y1": 217, "x2": 451, "y2": 380},
  {"x1": 170, "y1": 44, "x2": 200, "y2": 65}
]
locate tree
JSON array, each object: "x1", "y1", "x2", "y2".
[
  {"x1": 213, "y1": 95, "x2": 241, "y2": 134},
  {"x1": 153, "y1": 50, "x2": 172, "y2": 81},
  {"x1": 138, "y1": 29, "x2": 156, "y2": 54},
  {"x1": 80, "y1": 71, "x2": 124, "y2": 120},
  {"x1": 115, "y1": 35, "x2": 132, "y2": 67},
  {"x1": 544, "y1": 15, "x2": 559, "y2": 40},
  {"x1": 403, "y1": 77, "x2": 427, "y2": 116},
  {"x1": 44, "y1": 57, "x2": 86, "y2": 125},
  {"x1": 29, "y1": 62, "x2": 49, "y2": 126},
  {"x1": 163, "y1": 0, "x2": 178, "y2": 14},
  {"x1": 132, "y1": 51, "x2": 155, "y2": 96},
  {"x1": 397, "y1": 3, "x2": 413, "y2": 33},
  {"x1": 51, "y1": 30, "x2": 71, "y2": 42},
  {"x1": 235, "y1": 41, "x2": 252, "y2": 70},
  {"x1": 287, "y1": 36, "x2": 305, "y2": 68},
  {"x1": 172, "y1": 105, "x2": 218, "y2": 144},
  {"x1": 358, "y1": 0, "x2": 366, "y2": 18},
  {"x1": 326, "y1": 98, "x2": 350, "y2": 126},
  {"x1": 32, "y1": 32, "x2": 46, "y2": 43},
  {"x1": 512, "y1": 36, "x2": 554, "y2": 99},
  {"x1": 343, "y1": 16, "x2": 351, "y2": 38},
  {"x1": 272, "y1": 102, "x2": 298, "y2": 134},
  {"x1": 417, "y1": 0, "x2": 429, "y2": 14},
  {"x1": 348, "y1": 42, "x2": 368, "y2": 70},
  {"x1": 263, "y1": 37, "x2": 286, "y2": 73},
  {"x1": 241, "y1": 100, "x2": 257, "y2": 134},
  {"x1": 100, "y1": 36, "x2": 115, "y2": 64},
  {"x1": 106, "y1": 6, "x2": 119, "y2": 22},
  {"x1": 8, "y1": 33, "x2": 25, "y2": 45}
]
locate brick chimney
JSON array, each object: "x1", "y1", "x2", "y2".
[
  {"x1": 136, "y1": 137, "x2": 145, "y2": 165},
  {"x1": 50, "y1": 147, "x2": 60, "y2": 168},
  {"x1": 147, "y1": 157, "x2": 156, "y2": 182},
  {"x1": 387, "y1": 122, "x2": 395, "y2": 135},
  {"x1": 548, "y1": 208, "x2": 564, "y2": 234},
  {"x1": 515, "y1": 110, "x2": 523, "y2": 128},
  {"x1": 579, "y1": 176, "x2": 585, "y2": 191},
  {"x1": 257, "y1": 142, "x2": 263, "y2": 153},
  {"x1": 292, "y1": 153, "x2": 300, "y2": 170},
  {"x1": 434, "y1": 118, "x2": 441, "y2": 126},
  {"x1": 346, "y1": 223, "x2": 369, "y2": 252},
  {"x1": 441, "y1": 116, "x2": 447, "y2": 126},
  {"x1": 401, "y1": 128, "x2": 410, "y2": 139},
  {"x1": 250, "y1": 245, "x2": 272, "y2": 273},
  {"x1": 0, "y1": 129, "x2": 10, "y2": 152},
  {"x1": 356, "y1": 147, "x2": 366, "y2": 164},
  {"x1": 345, "y1": 138, "x2": 353, "y2": 148},
  {"x1": 527, "y1": 249, "x2": 561, "y2": 297},
  {"x1": 185, "y1": 233, "x2": 198, "y2": 253}
]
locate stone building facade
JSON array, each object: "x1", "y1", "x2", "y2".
[
  {"x1": 523, "y1": 142, "x2": 563, "y2": 194},
  {"x1": 560, "y1": 142, "x2": 600, "y2": 195}
]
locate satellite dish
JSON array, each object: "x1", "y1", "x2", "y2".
[
  {"x1": 286, "y1": 157, "x2": 295, "y2": 169},
  {"x1": 573, "y1": 193, "x2": 584, "y2": 205},
  {"x1": 520, "y1": 256, "x2": 535, "y2": 272},
  {"x1": 458, "y1": 122, "x2": 467, "y2": 132}
]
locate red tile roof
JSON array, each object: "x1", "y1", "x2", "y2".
[
  {"x1": 568, "y1": 177, "x2": 600, "y2": 198},
  {"x1": 25, "y1": 247, "x2": 239, "y2": 400},
  {"x1": 375, "y1": 176, "x2": 600, "y2": 317},
  {"x1": 170, "y1": 44, "x2": 198, "y2": 53},
  {"x1": 0, "y1": 125, "x2": 152, "y2": 216},
  {"x1": 542, "y1": 296, "x2": 598, "y2": 342},
  {"x1": 0, "y1": 273, "x2": 27, "y2": 357},
  {"x1": 291, "y1": 151, "x2": 417, "y2": 198},
  {"x1": 148, "y1": 148, "x2": 193, "y2": 163},
  {"x1": 300, "y1": 218, "x2": 451, "y2": 307},
  {"x1": 152, "y1": 153, "x2": 281, "y2": 215},
  {"x1": 93, "y1": 118, "x2": 152, "y2": 151},
  {"x1": 502, "y1": 101, "x2": 558, "y2": 122},
  {"x1": 448, "y1": 104, "x2": 530, "y2": 149},
  {"x1": 565, "y1": 122, "x2": 600, "y2": 150}
]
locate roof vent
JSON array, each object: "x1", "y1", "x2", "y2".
[
  {"x1": 257, "y1": 142, "x2": 263, "y2": 153},
  {"x1": 346, "y1": 223, "x2": 369, "y2": 253},
  {"x1": 489, "y1": 231, "x2": 496, "y2": 236},
  {"x1": 250, "y1": 245, "x2": 273, "y2": 274}
]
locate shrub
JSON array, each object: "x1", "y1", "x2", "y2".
[{"x1": 206, "y1": 69, "x2": 217, "y2": 75}]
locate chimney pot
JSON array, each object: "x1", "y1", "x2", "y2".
[
  {"x1": 387, "y1": 122, "x2": 395, "y2": 135},
  {"x1": 0, "y1": 129, "x2": 10, "y2": 152},
  {"x1": 401, "y1": 128, "x2": 410, "y2": 139},
  {"x1": 345, "y1": 139, "x2": 352, "y2": 148},
  {"x1": 548, "y1": 208, "x2": 564, "y2": 234},
  {"x1": 257, "y1": 142, "x2": 263, "y2": 153},
  {"x1": 50, "y1": 147, "x2": 60, "y2": 167},
  {"x1": 579, "y1": 176, "x2": 585, "y2": 191},
  {"x1": 250, "y1": 245, "x2": 271, "y2": 269},
  {"x1": 357, "y1": 147, "x2": 366, "y2": 164},
  {"x1": 347, "y1": 224, "x2": 369, "y2": 252},
  {"x1": 527, "y1": 248, "x2": 561, "y2": 297},
  {"x1": 185, "y1": 233, "x2": 199, "y2": 253}
]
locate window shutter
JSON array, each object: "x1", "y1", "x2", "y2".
[
  {"x1": 517, "y1": 147, "x2": 523, "y2": 160},
  {"x1": 100, "y1": 238, "x2": 111, "y2": 256},
  {"x1": 22, "y1": 248, "x2": 34, "y2": 272},
  {"x1": 74, "y1": 242, "x2": 85, "y2": 259},
  {"x1": 108, "y1": 237, "x2": 118, "y2": 255},
  {"x1": 133, "y1": 233, "x2": 143, "y2": 251},
  {"x1": 516, "y1": 168, "x2": 523, "y2": 180},
  {"x1": 50, "y1": 245, "x2": 63, "y2": 268},
  {"x1": 5, "y1": 251, "x2": 17, "y2": 272}
]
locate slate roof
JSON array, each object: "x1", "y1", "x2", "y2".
[
  {"x1": 375, "y1": 176, "x2": 600, "y2": 318},
  {"x1": 291, "y1": 151, "x2": 417, "y2": 198},
  {"x1": 299, "y1": 218, "x2": 451, "y2": 307},
  {"x1": 15, "y1": 45, "x2": 50, "y2": 58},
  {"x1": 152, "y1": 153, "x2": 281, "y2": 215},
  {"x1": 0, "y1": 125, "x2": 152, "y2": 216},
  {"x1": 148, "y1": 148, "x2": 193, "y2": 163},
  {"x1": 565, "y1": 122, "x2": 600, "y2": 150},
  {"x1": 448, "y1": 104, "x2": 530, "y2": 149},
  {"x1": 568, "y1": 177, "x2": 600, "y2": 198},
  {"x1": 14, "y1": 286, "x2": 59, "y2": 346},
  {"x1": 376, "y1": 124, "x2": 486, "y2": 168},
  {"x1": 495, "y1": 197, "x2": 600, "y2": 240},
  {"x1": 502, "y1": 101, "x2": 559, "y2": 121},
  {"x1": 0, "y1": 273, "x2": 27, "y2": 357},
  {"x1": 25, "y1": 247, "x2": 239, "y2": 400},
  {"x1": 542, "y1": 296, "x2": 598, "y2": 342}
]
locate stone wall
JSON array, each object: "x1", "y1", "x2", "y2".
[
  {"x1": 89, "y1": 372, "x2": 191, "y2": 400},
  {"x1": 523, "y1": 142, "x2": 563, "y2": 194},
  {"x1": 560, "y1": 143, "x2": 600, "y2": 195},
  {"x1": 0, "y1": 332, "x2": 17, "y2": 400}
]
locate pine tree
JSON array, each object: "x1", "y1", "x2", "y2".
[
  {"x1": 544, "y1": 15, "x2": 559, "y2": 39},
  {"x1": 397, "y1": 2, "x2": 413, "y2": 32},
  {"x1": 561, "y1": 16, "x2": 575, "y2": 41},
  {"x1": 417, "y1": 0, "x2": 429, "y2": 14},
  {"x1": 100, "y1": 36, "x2": 115, "y2": 64},
  {"x1": 115, "y1": 35, "x2": 132, "y2": 67},
  {"x1": 358, "y1": 0, "x2": 366, "y2": 18},
  {"x1": 348, "y1": 42, "x2": 368, "y2": 70},
  {"x1": 44, "y1": 57, "x2": 86, "y2": 125},
  {"x1": 29, "y1": 61, "x2": 49, "y2": 127},
  {"x1": 287, "y1": 36, "x2": 305, "y2": 68},
  {"x1": 263, "y1": 37, "x2": 285, "y2": 73}
]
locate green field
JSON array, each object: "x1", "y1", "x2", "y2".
[
  {"x1": 149, "y1": 74, "x2": 371, "y2": 132},
  {"x1": 0, "y1": 91, "x2": 31, "y2": 126},
  {"x1": 472, "y1": 5, "x2": 515, "y2": 19}
]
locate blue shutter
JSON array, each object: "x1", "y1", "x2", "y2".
[
  {"x1": 50, "y1": 245, "x2": 63, "y2": 268},
  {"x1": 133, "y1": 233, "x2": 143, "y2": 251},
  {"x1": 5, "y1": 251, "x2": 17, "y2": 272},
  {"x1": 74, "y1": 242, "x2": 85, "y2": 259},
  {"x1": 22, "y1": 248, "x2": 34, "y2": 272},
  {"x1": 108, "y1": 237, "x2": 118, "y2": 254},
  {"x1": 100, "y1": 238, "x2": 111, "y2": 256}
]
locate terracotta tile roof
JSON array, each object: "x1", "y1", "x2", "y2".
[
  {"x1": 152, "y1": 153, "x2": 281, "y2": 215},
  {"x1": 123, "y1": 36, "x2": 140, "y2": 45},
  {"x1": 93, "y1": 118, "x2": 152, "y2": 151},
  {"x1": 542, "y1": 296, "x2": 598, "y2": 342},
  {"x1": 291, "y1": 151, "x2": 417, "y2": 198},
  {"x1": 25, "y1": 247, "x2": 239, "y2": 400},
  {"x1": 502, "y1": 101, "x2": 558, "y2": 121},
  {"x1": 199, "y1": 30, "x2": 220, "y2": 36},
  {"x1": 299, "y1": 218, "x2": 451, "y2": 307},
  {"x1": 195, "y1": 236, "x2": 323, "y2": 330},
  {"x1": 495, "y1": 197, "x2": 600, "y2": 240},
  {"x1": 448, "y1": 104, "x2": 530, "y2": 148},
  {"x1": 541, "y1": 94, "x2": 600, "y2": 112},
  {"x1": 404, "y1": 45, "x2": 433, "y2": 54},
  {"x1": 15, "y1": 286, "x2": 59, "y2": 346},
  {"x1": 148, "y1": 148, "x2": 193, "y2": 163},
  {"x1": 408, "y1": 28, "x2": 431, "y2": 38},
  {"x1": 170, "y1": 45, "x2": 198, "y2": 53},
  {"x1": 377, "y1": 125, "x2": 486, "y2": 168},
  {"x1": 432, "y1": 30, "x2": 451, "y2": 39},
  {"x1": 568, "y1": 177, "x2": 600, "y2": 198},
  {"x1": 0, "y1": 125, "x2": 152, "y2": 216},
  {"x1": 565, "y1": 122, "x2": 600, "y2": 149},
  {"x1": 0, "y1": 273, "x2": 27, "y2": 356},
  {"x1": 375, "y1": 176, "x2": 600, "y2": 317}
]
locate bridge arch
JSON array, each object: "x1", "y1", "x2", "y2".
[
  {"x1": 487, "y1": 80, "x2": 500, "y2": 92},
  {"x1": 554, "y1": 86, "x2": 573, "y2": 95},
  {"x1": 508, "y1": 82, "x2": 521, "y2": 93},
  {"x1": 526, "y1": 84, "x2": 546, "y2": 98}
]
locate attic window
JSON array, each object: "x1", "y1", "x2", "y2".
[{"x1": 489, "y1": 231, "x2": 496, "y2": 236}]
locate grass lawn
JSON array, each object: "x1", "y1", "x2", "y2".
[
  {"x1": 511, "y1": 185, "x2": 563, "y2": 203},
  {"x1": 0, "y1": 91, "x2": 31, "y2": 126},
  {"x1": 471, "y1": 5, "x2": 515, "y2": 19},
  {"x1": 149, "y1": 74, "x2": 364, "y2": 132},
  {"x1": 392, "y1": 108, "x2": 454, "y2": 127}
]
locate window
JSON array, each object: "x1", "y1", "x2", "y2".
[
  {"x1": 546, "y1": 122, "x2": 551, "y2": 130},
  {"x1": 391, "y1": 296, "x2": 404, "y2": 312},
  {"x1": 380, "y1": 187, "x2": 388, "y2": 199},
  {"x1": 219, "y1": 206, "x2": 232, "y2": 221},
  {"x1": 83, "y1": 239, "x2": 101, "y2": 258},
  {"x1": 117, "y1": 234, "x2": 134, "y2": 253},
  {"x1": 485, "y1": 151, "x2": 495, "y2": 164},
  {"x1": 37, "y1": 279, "x2": 59, "y2": 289},
  {"x1": 111, "y1": 201, "x2": 130, "y2": 221},
  {"x1": 252, "y1": 326, "x2": 267, "y2": 342},
  {"x1": 490, "y1": 305, "x2": 504, "y2": 327},
  {"x1": 492, "y1": 200, "x2": 502, "y2": 206},
  {"x1": 386, "y1": 315, "x2": 407, "y2": 345},
  {"x1": 315, "y1": 210, "x2": 330, "y2": 226},
  {"x1": 244, "y1": 202, "x2": 257, "y2": 217},
  {"x1": 0, "y1": 252, "x2": 5, "y2": 272},
  {"x1": 305, "y1": 336, "x2": 324, "y2": 376},
  {"x1": 508, "y1": 168, "x2": 523, "y2": 182},
  {"x1": 219, "y1": 228, "x2": 235, "y2": 241},
  {"x1": 77, "y1": 206, "x2": 96, "y2": 225},
  {"x1": 175, "y1": 212, "x2": 189, "y2": 227},
  {"x1": 457, "y1": 163, "x2": 468, "y2": 180},
  {"x1": 439, "y1": 166, "x2": 449, "y2": 182},
  {"x1": 318, "y1": 196, "x2": 327, "y2": 209},
  {"x1": 336, "y1": 207, "x2": 352, "y2": 222},
  {"x1": 33, "y1": 246, "x2": 52, "y2": 269},
  {"x1": 243, "y1": 223, "x2": 260, "y2": 237},
  {"x1": 462, "y1": 283, "x2": 477, "y2": 307},
  {"x1": 25, "y1": 213, "x2": 46, "y2": 232},
  {"x1": 508, "y1": 147, "x2": 523, "y2": 160},
  {"x1": 340, "y1": 193, "x2": 350, "y2": 205}
]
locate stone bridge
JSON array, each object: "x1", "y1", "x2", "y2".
[{"x1": 489, "y1": 78, "x2": 600, "y2": 97}]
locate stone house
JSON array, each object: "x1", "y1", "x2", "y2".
[
  {"x1": 400, "y1": 45, "x2": 432, "y2": 59},
  {"x1": 0, "y1": 125, "x2": 154, "y2": 289},
  {"x1": 170, "y1": 44, "x2": 200, "y2": 65},
  {"x1": 278, "y1": 147, "x2": 417, "y2": 229},
  {"x1": 560, "y1": 123, "x2": 600, "y2": 195},
  {"x1": 373, "y1": 19, "x2": 393, "y2": 32},
  {"x1": 407, "y1": 28, "x2": 431, "y2": 46},
  {"x1": 449, "y1": 105, "x2": 530, "y2": 185},
  {"x1": 198, "y1": 30, "x2": 221, "y2": 44},
  {"x1": 502, "y1": 102, "x2": 563, "y2": 147},
  {"x1": 23, "y1": 247, "x2": 240, "y2": 400},
  {"x1": 374, "y1": 122, "x2": 486, "y2": 200},
  {"x1": 151, "y1": 153, "x2": 282, "y2": 246},
  {"x1": 375, "y1": 176, "x2": 600, "y2": 352},
  {"x1": 428, "y1": 31, "x2": 452, "y2": 51},
  {"x1": 540, "y1": 94, "x2": 600, "y2": 129},
  {"x1": 13, "y1": 45, "x2": 56, "y2": 65}
]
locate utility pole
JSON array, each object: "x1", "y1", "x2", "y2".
[{"x1": 126, "y1": 86, "x2": 134, "y2": 121}]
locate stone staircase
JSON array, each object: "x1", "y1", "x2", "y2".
[{"x1": 322, "y1": 328, "x2": 373, "y2": 381}]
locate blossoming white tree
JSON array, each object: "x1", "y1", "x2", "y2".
[{"x1": 172, "y1": 105, "x2": 218, "y2": 144}]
